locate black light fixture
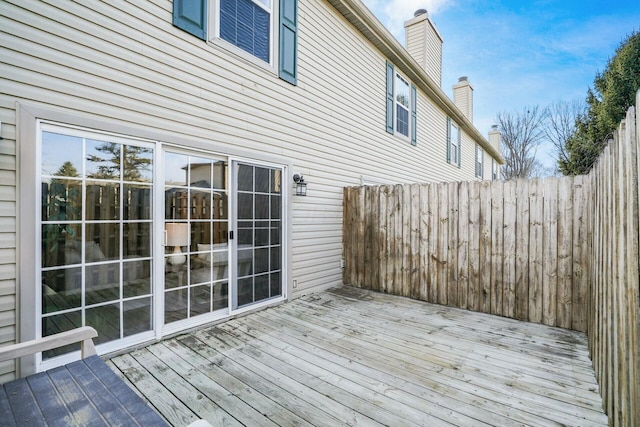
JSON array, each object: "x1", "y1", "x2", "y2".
[{"x1": 293, "y1": 174, "x2": 307, "y2": 196}]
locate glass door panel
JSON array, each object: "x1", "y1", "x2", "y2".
[
  {"x1": 40, "y1": 128, "x2": 154, "y2": 359},
  {"x1": 163, "y1": 152, "x2": 229, "y2": 324},
  {"x1": 234, "y1": 163, "x2": 282, "y2": 308}
]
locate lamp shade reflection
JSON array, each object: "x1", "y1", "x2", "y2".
[{"x1": 165, "y1": 222, "x2": 189, "y2": 265}]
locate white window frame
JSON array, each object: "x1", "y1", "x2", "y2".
[
  {"x1": 449, "y1": 121, "x2": 460, "y2": 167},
  {"x1": 394, "y1": 71, "x2": 411, "y2": 139},
  {"x1": 492, "y1": 159, "x2": 498, "y2": 181},
  {"x1": 476, "y1": 145, "x2": 484, "y2": 178},
  {"x1": 211, "y1": 0, "x2": 278, "y2": 69},
  {"x1": 36, "y1": 122, "x2": 159, "y2": 372}
]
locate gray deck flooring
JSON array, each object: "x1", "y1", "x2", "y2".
[{"x1": 108, "y1": 286, "x2": 608, "y2": 426}]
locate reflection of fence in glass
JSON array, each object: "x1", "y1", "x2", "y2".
[
  {"x1": 165, "y1": 189, "x2": 228, "y2": 248},
  {"x1": 42, "y1": 182, "x2": 152, "y2": 267}
]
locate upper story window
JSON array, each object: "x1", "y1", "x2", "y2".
[
  {"x1": 173, "y1": 0, "x2": 298, "y2": 85},
  {"x1": 476, "y1": 144, "x2": 484, "y2": 178},
  {"x1": 395, "y1": 74, "x2": 410, "y2": 137},
  {"x1": 447, "y1": 118, "x2": 461, "y2": 167},
  {"x1": 492, "y1": 159, "x2": 498, "y2": 180},
  {"x1": 386, "y1": 61, "x2": 417, "y2": 145},
  {"x1": 219, "y1": 0, "x2": 272, "y2": 63}
]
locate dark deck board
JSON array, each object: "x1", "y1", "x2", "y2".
[
  {"x1": 46, "y1": 364, "x2": 108, "y2": 426},
  {"x1": 0, "y1": 356, "x2": 168, "y2": 427},
  {"x1": 110, "y1": 286, "x2": 609, "y2": 426},
  {"x1": 0, "y1": 387, "x2": 17, "y2": 427},
  {"x1": 26, "y1": 372, "x2": 74, "y2": 427},
  {"x1": 3, "y1": 376, "x2": 45, "y2": 426}
]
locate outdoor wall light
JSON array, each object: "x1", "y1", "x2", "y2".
[{"x1": 293, "y1": 174, "x2": 307, "y2": 196}]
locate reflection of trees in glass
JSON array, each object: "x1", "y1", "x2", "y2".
[
  {"x1": 55, "y1": 161, "x2": 79, "y2": 178},
  {"x1": 87, "y1": 142, "x2": 151, "y2": 181},
  {"x1": 43, "y1": 161, "x2": 80, "y2": 257}
]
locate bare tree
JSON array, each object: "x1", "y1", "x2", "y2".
[
  {"x1": 497, "y1": 105, "x2": 546, "y2": 180},
  {"x1": 543, "y1": 100, "x2": 585, "y2": 167}
]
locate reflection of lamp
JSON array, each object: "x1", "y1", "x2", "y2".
[
  {"x1": 293, "y1": 174, "x2": 307, "y2": 196},
  {"x1": 165, "y1": 223, "x2": 189, "y2": 265}
]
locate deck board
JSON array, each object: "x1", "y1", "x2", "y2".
[{"x1": 110, "y1": 286, "x2": 608, "y2": 426}]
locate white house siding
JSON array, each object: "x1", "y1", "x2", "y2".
[
  {"x1": 423, "y1": 20, "x2": 443, "y2": 88},
  {"x1": 405, "y1": 22, "x2": 426, "y2": 72},
  {"x1": 0, "y1": 101, "x2": 17, "y2": 383},
  {"x1": 0, "y1": 0, "x2": 499, "y2": 378}
]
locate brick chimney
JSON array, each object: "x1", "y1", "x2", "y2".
[
  {"x1": 453, "y1": 76, "x2": 474, "y2": 123},
  {"x1": 488, "y1": 124, "x2": 501, "y2": 153},
  {"x1": 404, "y1": 9, "x2": 443, "y2": 87}
]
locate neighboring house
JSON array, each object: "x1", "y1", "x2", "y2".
[{"x1": 0, "y1": 0, "x2": 503, "y2": 379}]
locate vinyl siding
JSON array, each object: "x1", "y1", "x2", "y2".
[
  {"x1": 453, "y1": 86, "x2": 473, "y2": 124},
  {"x1": 0, "y1": 0, "x2": 498, "y2": 378},
  {"x1": 405, "y1": 22, "x2": 426, "y2": 70},
  {"x1": 0, "y1": 99, "x2": 17, "y2": 382},
  {"x1": 424, "y1": 23, "x2": 443, "y2": 87}
]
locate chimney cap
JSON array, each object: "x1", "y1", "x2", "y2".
[
  {"x1": 458, "y1": 76, "x2": 469, "y2": 82},
  {"x1": 491, "y1": 124, "x2": 499, "y2": 130},
  {"x1": 414, "y1": 9, "x2": 428, "y2": 17}
]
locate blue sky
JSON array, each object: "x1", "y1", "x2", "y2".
[{"x1": 361, "y1": 0, "x2": 640, "y2": 171}]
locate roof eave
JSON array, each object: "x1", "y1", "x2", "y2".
[{"x1": 326, "y1": 0, "x2": 505, "y2": 164}]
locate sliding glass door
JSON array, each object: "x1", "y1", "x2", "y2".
[
  {"x1": 38, "y1": 127, "x2": 286, "y2": 365},
  {"x1": 40, "y1": 126, "x2": 154, "y2": 359},
  {"x1": 163, "y1": 152, "x2": 229, "y2": 324},
  {"x1": 234, "y1": 162, "x2": 283, "y2": 308}
]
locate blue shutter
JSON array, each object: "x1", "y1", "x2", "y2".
[
  {"x1": 386, "y1": 61, "x2": 394, "y2": 134},
  {"x1": 279, "y1": 0, "x2": 298, "y2": 85},
  {"x1": 446, "y1": 117, "x2": 451, "y2": 162},
  {"x1": 410, "y1": 84, "x2": 417, "y2": 145},
  {"x1": 173, "y1": 0, "x2": 207, "y2": 40}
]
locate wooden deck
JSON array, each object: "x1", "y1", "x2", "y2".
[{"x1": 108, "y1": 286, "x2": 608, "y2": 426}]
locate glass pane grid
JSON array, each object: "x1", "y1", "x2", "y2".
[
  {"x1": 40, "y1": 130, "x2": 154, "y2": 357},
  {"x1": 236, "y1": 164, "x2": 282, "y2": 308},
  {"x1": 164, "y1": 154, "x2": 228, "y2": 324}
]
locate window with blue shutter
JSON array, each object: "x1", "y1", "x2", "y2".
[
  {"x1": 220, "y1": 0, "x2": 271, "y2": 63},
  {"x1": 395, "y1": 74, "x2": 410, "y2": 137},
  {"x1": 476, "y1": 144, "x2": 484, "y2": 178},
  {"x1": 279, "y1": 0, "x2": 298, "y2": 84},
  {"x1": 386, "y1": 63, "x2": 417, "y2": 142},
  {"x1": 386, "y1": 62, "x2": 394, "y2": 134},
  {"x1": 173, "y1": 0, "x2": 207, "y2": 40},
  {"x1": 448, "y1": 118, "x2": 461, "y2": 166}
]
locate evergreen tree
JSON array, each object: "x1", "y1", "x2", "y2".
[{"x1": 561, "y1": 30, "x2": 640, "y2": 175}]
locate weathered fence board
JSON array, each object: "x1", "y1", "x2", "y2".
[
  {"x1": 542, "y1": 178, "x2": 558, "y2": 327},
  {"x1": 467, "y1": 182, "x2": 480, "y2": 311},
  {"x1": 503, "y1": 180, "x2": 517, "y2": 319},
  {"x1": 528, "y1": 178, "x2": 544, "y2": 324},
  {"x1": 479, "y1": 181, "x2": 492, "y2": 313},
  {"x1": 490, "y1": 180, "x2": 503, "y2": 316},
  {"x1": 457, "y1": 182, "x2": 470, "y2": 310},
  {"x1": 514, "y1": 179, "x2": 530, "y2": 321}
]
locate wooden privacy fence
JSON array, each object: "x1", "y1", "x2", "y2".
[
  {"x1": 587, "y1": 96, "x2": 640, "y2": 426},
  {"x1": 343, "y1": 90, "x2": 640, "y2": 426},
  {"x1": 343, "y1": 176, "x2": 590, "y2": 331}
]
